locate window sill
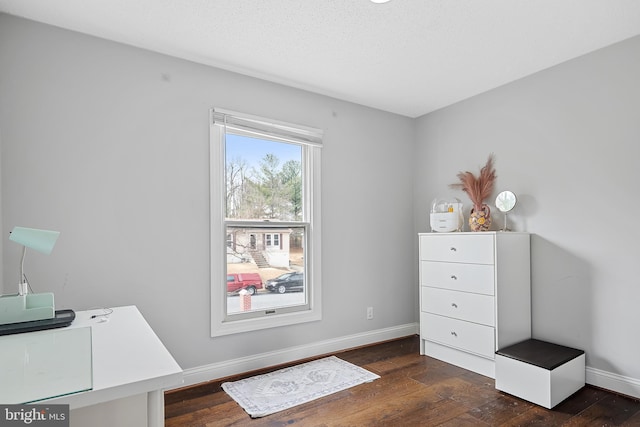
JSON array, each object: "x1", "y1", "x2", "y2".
[{"x1": 211, "y1": 307, "x2": 322, "y2": 337}]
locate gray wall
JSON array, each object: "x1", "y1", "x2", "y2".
[
  {"x1": 0, "y1": 15, "x2": 416, "y2": 369},
  {"x1": 415, "y1": 35, "x2": 640, "y2": 381},
  {"x1": 3, "y1": 12, "x2": 640, "y2": 390}
]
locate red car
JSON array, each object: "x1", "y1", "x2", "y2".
[{"x1": 227, "y1": 273, "x2": 263, "y2": 295}]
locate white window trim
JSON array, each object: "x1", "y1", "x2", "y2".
[{"x1": 210, "y1": 109, "x2": 322, "y2": 337}]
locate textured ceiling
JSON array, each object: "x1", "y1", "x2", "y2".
[{"x1": 1, "y1": 0, "x2": 640, "y2": 117}]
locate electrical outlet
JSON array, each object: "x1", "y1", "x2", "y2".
[{"x1": 366, "y1": 307, "x2": 374, "y2": 320}]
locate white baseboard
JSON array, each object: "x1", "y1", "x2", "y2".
[
  {"x1": 174, "y1": 323, "x2": 418, "y2": 389},
  {"x1": 587, "y1": 366, "x2": 640, "y2": 399}
]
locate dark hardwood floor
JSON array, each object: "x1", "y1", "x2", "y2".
[{"x1": 165, "y1": 335, "x2": 640, "y2": 426}]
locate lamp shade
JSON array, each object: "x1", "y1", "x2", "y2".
[{"x1": 9, "y1": 227, "x2": 60, "y2": 254}]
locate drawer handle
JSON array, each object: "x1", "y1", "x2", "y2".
[
  {"x1": 451, "y1": 303, "x2": 458, "y2": 308},
  {"x1": 450, "y1": 275, "x2": 457, "y2": 280},
  {"x1": 450, "y1": 247, "x2": 457, "y2": 252},
  {"x1": 450, "y1": 331, "x2": 457, "y2": 337}
]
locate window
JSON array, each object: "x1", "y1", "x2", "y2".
[
  {"x1": 265, "y1": 233, "x2": 280, "y2": 248},
  {"x1": 210, "y1": 109, "x2": 323, "y2": 336}
]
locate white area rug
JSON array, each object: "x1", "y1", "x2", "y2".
[{"x1": 222, "y1": 356, "x2": 380, "y2": 418}]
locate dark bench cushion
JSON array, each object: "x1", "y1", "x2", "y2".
[{"x1": 496, "y1": 339, "x2": 584, "y2": 370}]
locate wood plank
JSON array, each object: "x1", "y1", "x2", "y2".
[{"x1": 165, "y1": 335, "x2": 640, "y2": 426}]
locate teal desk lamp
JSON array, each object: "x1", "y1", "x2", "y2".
[{"x1": 0, "y1": 227, "x2": 60, "y2": 325}]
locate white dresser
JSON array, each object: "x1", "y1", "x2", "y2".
[{"x1": 419, "y1": 232, "x2": 531, "y2": 378}]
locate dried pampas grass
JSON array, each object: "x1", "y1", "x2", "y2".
[{"x1": 450, "y1": 154, "x2": 497, "y2": 211}]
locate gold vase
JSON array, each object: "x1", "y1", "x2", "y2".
[{"x1": 469, "y1": 204, "x2": 491, "y2": 231}]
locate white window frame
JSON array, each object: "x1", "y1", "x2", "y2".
[
  {"x1": 265, "y1": 233, "x2": 280, "y2": 248},
  {"x1": 210, "y1": 108, "x2": 322, "y2": 337}
]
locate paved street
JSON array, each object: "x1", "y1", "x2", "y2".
[{"x1": 227, "y1": 291, "x2": 306, "y2": 314}]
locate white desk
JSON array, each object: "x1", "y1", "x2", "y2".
[{"x1": 41, "y1": 306, "x2": 182, "y2": 426}]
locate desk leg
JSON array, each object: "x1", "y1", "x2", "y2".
[{"x1": 148, "y1": 390, "x2": 164, "y2": 427}]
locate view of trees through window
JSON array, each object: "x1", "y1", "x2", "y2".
[
  {"x1": 225, "y1": 133, "x2": 307, "y2": 316},
  {"x1": 225, "y1": 139, "x2": 302, "y2": 221}
]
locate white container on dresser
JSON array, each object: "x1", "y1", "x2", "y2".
[{"x1": 418, "y1": 232, "x2": 531, "y2": 378}]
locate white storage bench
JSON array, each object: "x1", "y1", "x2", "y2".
[{"x1": 495, "y1": 339, "x2": 585, "y2": 409}]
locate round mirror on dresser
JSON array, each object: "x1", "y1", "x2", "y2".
[{"x1": 495, "y1": 190, "x2": 517, "y2": 232}]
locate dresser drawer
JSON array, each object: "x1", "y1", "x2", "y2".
[
  {"x1": 419, "y1": 234, "x2": 494, "y2": 264},
  {"x1": 421, "y1": 312, "x2": 495, "y2": 359},
  {"x1": 421, "y1": 287, "x2": 495, "y2": 326},
  {"x1": 420, "y1": 261, "x2": 494, "y2": 295}
]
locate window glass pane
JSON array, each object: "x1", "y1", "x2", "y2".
[
  {"x1": 225, "y1": 134, "x2": 303, "y2": 221},
  {"x1": 226, "y1": 225, "x2": 306, "y2": 316}
]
